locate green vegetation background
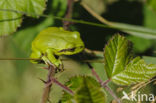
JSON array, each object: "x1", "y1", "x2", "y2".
[{"x1": 0, "y1": 0, "x2": 156, "y2": 103}]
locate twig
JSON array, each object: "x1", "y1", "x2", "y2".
[
  {"x1": 82, "y1": 51, "x2": 103, "y2": 84},
  {"x1": 80, "y1": 1, "x2": 112, "y2": 25},
  {"x1": 1, "y1": 8, "x2": 156, "y2": 36},
  {"x1": 104, "y1": 84, "x2": 121, "y2": 103},
  {"x1": 91, "y1": 68, "x2": 103, "y2": 84},
  {"x1": 0, "y1": 9, "x2": 111, "y2": 29},
  {"x1": 46, "y1": 78, "x2": 74, "y2": 96},
  {"x1": 101, "y1": 79, "x2": 111, "y2": 86},
  {"x1": 0, "y1": 16, "x2": 22, "y2": 22},
  {"x1": 89, "y1": 62, "x2": 120, "y2": 103},
  {"x1": 2, "y1": 8, "x2": 156, "y2": 36},
  {"x1": 0, "y1": 58, "x2": 41, "y2": 61},
  {"x1": 63, "y1": 0, "x2": 74, "y2": 30},
  {"x1": 83, "y1": 52, "x2": 120, "y2": 103},
  {"x1": 0, "y1": 57, "x2": 105, "y2": 63},
  {"x1": 101, "y1": 79, "x2": 121, "y2": 103},
  {"x1": 40, "y1": 65, "x2": 55, "y2": 103},
  {"x1": 82, "y1": 52, "x2": 121, "y2": 103}
]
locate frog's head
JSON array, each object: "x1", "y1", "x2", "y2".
[{"x1": 58, "y1": 31, "x2": 85, "y2": 55}]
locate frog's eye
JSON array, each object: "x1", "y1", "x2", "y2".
[
  {"x1": 73, "y1": 34, "x2": 78, "y2": 38},
  {"x1": 72, "y1": 32, "x2": 80, "y2": 38}
]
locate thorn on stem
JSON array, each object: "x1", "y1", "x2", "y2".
[
  {"x1": 38, "y1": 78, "x2": 47, "y2": 84},
  {"x1": 47, "y1": 99, "x2": 52, "y2": 103},
  {"x1": 42, "y1": 67, "x2": 49, "y2": 70}
]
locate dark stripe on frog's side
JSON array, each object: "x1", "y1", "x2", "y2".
[
  {"x1": 58, "y1": 47, "x2": 76, "y2": 52},
  {"x1": 58, "y1": 46, "x2": 84, "y2": 52}
]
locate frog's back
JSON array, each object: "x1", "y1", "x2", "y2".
[{"x1": 32, "y1": 27, "x2": 81, "y2": 52}]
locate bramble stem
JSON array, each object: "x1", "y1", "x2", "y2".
[
  {"x1": 83, "y1": 50, "x2": 120, "y2": 103},
  {"x1": 40, "y1": 65, "x2": 55, "y2": 103},
  {"x1": 80, "y1": 1, "x2": 112, "y2": 25},
  {"x1": 101, "y1": 79, "x2": 111, "y2": 86},
  {"x1": 103, "y1": 84, "x2": 121, "y2": 103},
  {"x1": 50, "y1": 78, "x2": 74, "y2": 96},
  {"x1": 89, "y1": 63, "x2": 120, "y2": 103},
  {"x1": 91, "y1": 69, "x2": 103, "y2": 84}
]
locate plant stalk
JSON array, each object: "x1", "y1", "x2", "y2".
[
  {"x1": 104, "y1": 84, "x2": 121, "y2": 103},
  {"x1": 63, "y1": 0, "x2": 74, "y2": 30},
  {"x1": 40, "y1": 65, "x2": 55, "y2": 103}
]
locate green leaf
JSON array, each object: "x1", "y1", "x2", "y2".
[
  {"x1": 21, "y1": 0, "x2": 46, "y2": 17},
  {"x1": 62, "y1": 76, "x2": 106, "y2": 103},
  {"x1": 75, "y1": 77, "x2": 106, "y2": 103},
  {"x1": 81, "y1": 0, "x2": 117, "y2": 15},
  {"x1": 127, "y1": 36, "x2": 152, "y2": 53},
  {"x1": 144, "y1": 4, "x2": 156, "y2": 29},
  {"x1": 0, "y1": 0, "x2": 46, "y2": 36},
  {"x1": 0, "y1": 1, "x2": 22, "y2": 36},
  {"x1": 104, "y1": 35, "x2": 156, "y2": 85},
  {"x1": 112, "y1": 57, "x2": 156, "y2": 85},
  {"x1": 81, "y1": 0, "x2": 106, "y2": 14},
  {"x1": 53, "y1": 0, "x2": 67, "y2": 16},
  {"x1": 143, "y1": 56, "x2": 156, "y2": 65},
  {"x1": 104, "y1": 34, "x2": 133, "y2": 78},
  {"x1": 13, "y1": 15, "x2": 54, "y2": 54},
  {"x1": 110, "y1": 22, "x2": 156, "y2": 39},
  {"x1": 146, "y1": 0, "x2": 156, "y2": 13}
]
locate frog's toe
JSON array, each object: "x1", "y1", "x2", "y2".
[
  {"x1": 60, "y1": 63, "x2": 64, "y2": 71},
  {"x1": 53, "y1": 60, "x2": 61, "y2": 68}
]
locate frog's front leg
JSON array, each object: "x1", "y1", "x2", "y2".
[{"x1": 42, "y1": 49, "x2": 62, "y2": 69}]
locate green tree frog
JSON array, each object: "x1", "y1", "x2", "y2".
[{"x1": 30, "y1": 27, "x2": 85, "y2": 68}]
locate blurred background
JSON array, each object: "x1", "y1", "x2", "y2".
[{"x1": 0, "y1": 0, "x2": 156, "y2": 103}]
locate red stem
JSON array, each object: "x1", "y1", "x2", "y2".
[
  {"x1": 104, "y1": 84, "x2": 121, "y2": 103},
  {"x1": 101, "y1": 79, "x2": 110, "y2": 86},
  {"x1": 51, "y1": 78, "x2": 74, "y2": 96},
  {"x1": 91, "y1": 69, "x2": 103, "y2": 84}
]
